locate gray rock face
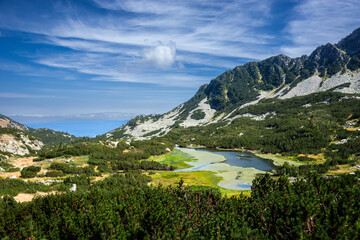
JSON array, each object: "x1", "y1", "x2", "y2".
[
  {"x1": 309, "y1": 43, "x2": 348, "y2": 67},
  {"x1": 337, "y1": 27, "x2": 360, "y2": 56}
]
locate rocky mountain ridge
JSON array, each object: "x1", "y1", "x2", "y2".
[
  {"x1": 0, "y1": 115, "x2": 78, "y2": 157},
  {"x1": 0, "y1": 128, "x2": 44, "y2": 159},
  {"x1": 106, "y1": 27, "x2": 360, "y2": 140},
  {"x1": 0, "y1": 114, "x2": 29, "y2": 131}
]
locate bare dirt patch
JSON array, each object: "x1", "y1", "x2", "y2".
[
  {"x1": 344, "y1": 127, "x2": 360, "y2": 131},
  {"x1": 0, "y1": 157, "x2": 37, "y2": 179},
  {"x1": 13, "y1": 191, "x2": 57, "y2": 203},
  {"x1": 327, "y1": 164, "x2": 354, "y2": 175},
  {"x1": 9, "y1": 157, "x2": 37, "y2": 168}
]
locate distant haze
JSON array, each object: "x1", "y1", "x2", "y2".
[{"x1": 25, "y1": 119, "x2": 129, "y2": 137}]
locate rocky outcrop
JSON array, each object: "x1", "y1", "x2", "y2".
[
  {"x1": 336, "y1": 27, "x2": 360, "y2": 56},
  {"x1": 0, "y1": 133, "x2": 43, "y2": 156},
  {"x1": 0, "y1": 115, "x2": 29, "y2": 131}
]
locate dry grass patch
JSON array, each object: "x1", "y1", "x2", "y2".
[
  {"x1": 13, "y1": 191, "x2": 57, "y2": 203},
  {"x1": 327, "y1": 164, "x2": 355, "y2": 175}
]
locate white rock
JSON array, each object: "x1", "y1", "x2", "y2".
[
  {"x1": 180, "y1": 98, "x2": 217, "y2": 128},
  {"x1": 0, "y1": 134, "x2": 44, "y2": 156},
  {"x1": 69, "y1": 184, "x2": 77, "y2": 192}
]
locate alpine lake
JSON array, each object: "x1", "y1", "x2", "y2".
[{"x1": 151, "y1": 148, "x2": 279, "y2": 192}]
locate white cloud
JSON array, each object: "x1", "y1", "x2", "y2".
[
  {"x1": 0, "y1": 92, "x2": 55, "y2": 98},
  {"x1": 281, "y1": 0, "x2": 360, "y2": 57},
  {"x1": 3, "y1": 0, "x2": 359, "y2": 90},
  {"x1": 0, "y1": 0, "x2": 274, "y2": 58},
  {"x1": 142, "y1": 42, "x2": 176, "y2": 68},
  {"x1": 34, "y1": 50, "x2": 209, "y2": 87},
  {"x1": 10, "y1": 112, "x2": 137, "y2": 125},
  {"x1": 90, "y1": 73, "x2": 210, "y2": 87}
]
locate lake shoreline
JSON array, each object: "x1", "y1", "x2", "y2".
[
  {"x1": 180, "y1": 146, "x2": 302, "y2": 167},
  {"x1": 174, "y1": 148, "x2": 273, "y2": 190}
]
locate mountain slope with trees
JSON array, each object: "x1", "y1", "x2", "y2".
[{"x1": 106, "y1": 27, "x2": 360, "y2": 140}]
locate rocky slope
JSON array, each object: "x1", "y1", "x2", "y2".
[
  {"x1": 105, "y1": 27, "x2": 360, "y2": 140},
  {"x1": 0, "y1": 114, "x2": 29, "y2": 131},
  {"x1": 0, "y1": 129, "x2": 43, "y2": 158},
  {"x1": 0, "y1": 115, "x2": 79, "y2": 158}
]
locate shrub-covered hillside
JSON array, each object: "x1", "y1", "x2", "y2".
[
  {"x1": 160, "y1": 92, "x2": 360, "y2": 156},
  {"x1": 1, "y1": 172, "x2": 360, "y2": 239}
]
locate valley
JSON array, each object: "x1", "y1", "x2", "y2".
[{"x1": 1, "y1": 26, "x2": 360, "y2": 238}]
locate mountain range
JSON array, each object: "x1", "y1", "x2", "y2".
[
  {"x1": 1, "y1": 27, "x2": 360, "y2": 153},
  {"x1": 104, "y1": 27, "x2": 360, "y2": 140}
]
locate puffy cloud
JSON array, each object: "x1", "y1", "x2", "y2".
[{"x1": 142, "y1": 42, "x2": 176, "y2": 68}]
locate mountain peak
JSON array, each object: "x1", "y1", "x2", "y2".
[
  {"x1": 336, "y1": 27, "x2": 360, "y2": 56},
  {"x1": 309, "y1": 43, "x2": 348, "y2": 68}
]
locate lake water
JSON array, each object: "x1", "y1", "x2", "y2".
[
  {"x1": 198, "y1": 149, "x2": 277, "y2": 171},
  {"x1": 177, "y1": 148, "x2": 277, "y2": 190}
]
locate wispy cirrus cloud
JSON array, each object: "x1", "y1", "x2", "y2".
[
  {"x1": 281, "y1": 0, "x2": 360, "y2": 57},
  {"x1": 13, "y1": 0, "x2": 276, "y2": 87},
  {"x1": 1, "y1": 0, "x2": 360, "y2": 119},
  {"x1": 0, "y1": 0, "x2": 274, "y2": 57},
  {"x1": 0, "y1": 92, "x2": 55, "y2": 98}
]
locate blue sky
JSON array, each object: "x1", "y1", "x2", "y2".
[{"x1": 1, "y1": 0, "x2": 360, "y2": 123}]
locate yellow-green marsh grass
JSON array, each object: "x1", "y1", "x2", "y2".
[
  {"x1": 151, "y1": 149, "x2": 195, "y2": 169},
  {"x1": 255, "y1": 153, "x2": 302, "y2": 166},
  {"x1": 149, "y1": 170, "x2": 245, "y2": 197}
]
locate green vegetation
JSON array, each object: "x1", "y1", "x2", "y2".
[
  {"x1": 49, "y1": 162, "x2": 98, "y2": 176},
  {"x1": 190, "y1": 109, "x2": 206, "y2": 120},
  {"x1": 23, "y1": 166, "x2": 41, "y2": 173},
  {"x1": 0, "y1": 178, "x2": 50, "y2": 196},
  {"x1": 1, "y1": 28, "x2": 360, "y2": 239},
  {"x1": 0, "y1": 160, "x2": 14, "y2": 171},
  {"x1": 126, "y1": 114, "x2": 162, "y2": 130},
  {"x1": 175, "y1": 84, "x2": 207, "y2": 121},
  {"x1": 1, "y1": 173, "x2": 360, "y2": 239},
  {"x1": 160, "y1": 92, "x2": 360, "y2": 158},
  {"x1": 151, "y1": 170, "x2": 222, "y2": 189},
  {"x1": 27, "y1": 128, "x2": 79, "y2": 146},
  {"x1": 297, "y1": 156, "x2": 316, "y2": 162},
  {"x1": 153, "y1": 149, "x2": 194, "y2": 169},
  {"x1": 20, "y1": 170, "x2": 37, "y2": 178},
  {"x1": 45, "y1": 170, "x2": 64, "y2": 177},
  {"x1": 37, "y1": 140, "x2": 174, "y2": 173},
  {"x1": 142, "y1": 129, "x2": 162, "y2": 137},
  {"x1": 347, "y1": 53, "x2": 360, "y2": 70}
]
